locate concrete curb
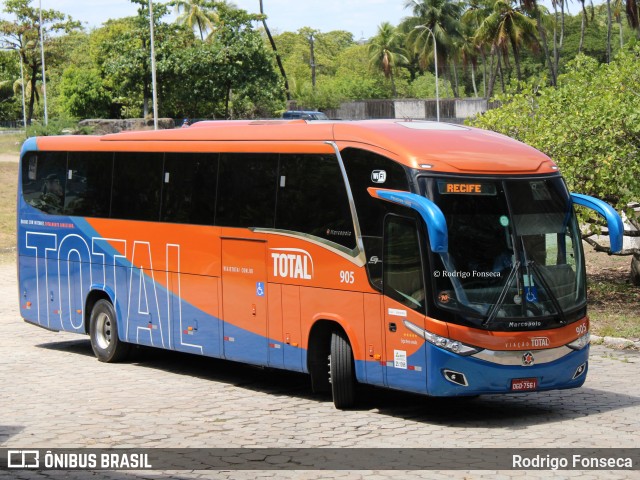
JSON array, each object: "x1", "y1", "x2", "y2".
[{"x1": 591, "y1": 334, "x2": 640, "y2": 349}]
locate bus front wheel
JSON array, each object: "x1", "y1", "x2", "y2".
[
  {"x1": 329, "y1": 330, "x2": 356, "y2": 409},
  {"x1": 89, "y1": 299, "x2": 130, "y2": 363}
]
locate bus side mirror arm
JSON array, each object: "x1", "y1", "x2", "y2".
[
  {"x1": 570, "y1": 193, "x2": 624, "y2": 253},
  {"x1": 368, "y1": 188, "x2": 448, "y2": 253}
]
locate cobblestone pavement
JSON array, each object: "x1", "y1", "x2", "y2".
[{"x1": 1, "y1": 260, "x2": 639, "y2": 479}]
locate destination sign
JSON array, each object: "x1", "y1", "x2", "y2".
[{"x1": 437, "y1": 181, "x2": 497, "y2": 195}]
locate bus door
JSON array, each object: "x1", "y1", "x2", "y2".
[
  {"x1": 382, "y1": 215, "x2": 429, "y2": 393},
  {"x1": 221, "y1": 238, "x2": 269, "y2": 365}
]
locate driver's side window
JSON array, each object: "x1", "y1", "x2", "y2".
[{"x1": 383, "y1": 215, "x2": 426, "y2": 313}]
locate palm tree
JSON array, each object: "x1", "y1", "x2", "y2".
[
  {"x1": 475, "y1": 0, "x2": 538, "y2": 84},
  {"x1": 519, "y1": 0, "x2": 556, "y2": 85},
  {"x1": 459, "y1": 26, "x2": 481, "y2": 97},
  {"x1": 368, "y1": 22, "x2": 409, "y2": 97},
  {"x1": 172, "y1": 0, "x2": 218, "y2": 41},
  {"x1": 462, "y1": 0, "x2": 494, "y2": 99},
  {"x1": 404, "y1": 0, "x2": 464, "y2": 96}
]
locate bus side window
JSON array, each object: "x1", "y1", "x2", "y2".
[
  {"x1": 66, "y1": 152, "x2": 113, "y2": 218},
  {"x1": 216, "y1": 153, "x2": 278, "y2": 228},
  {"x1": 383, "y1": 215, "x2": 426, "y2": 313},
  {"x1": 21, "y1": 151, "x2": 68, "y2": 215},
  {"x1": 342, "y1": 148, "x2": 410, "y2": 290},
  {"x1": 276, "y1": 154, "x2": 355, "y2": 250},
  {"x1": 162, "y1": 153, "x2": 218, "y2": 225},
  {"x1": 111, "y1": 152, "x2": 164, "y2": 221}
]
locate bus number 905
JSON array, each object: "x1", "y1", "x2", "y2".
[{"x1": 340, "y1": 271, "x2": 355, "y2": 284}]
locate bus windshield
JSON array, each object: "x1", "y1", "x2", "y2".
[{"x1": 421, "y1": 176, "x2": 586, "y2": 324}]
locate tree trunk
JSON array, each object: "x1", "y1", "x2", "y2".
[
  {"x1": 390, "y1": 72, "x2": 397, "y2": 98},
  {"x1": 487, "y1": 48, "x2": 497, "y2": 100},
  {"x1": 619, "y1": 18, "x2": 624, "y2": 48},
  {"x1": 309, "y1": 34, "x2": 316, "y2": 89},
  {"x1": 471, "y1": 63, "x2": 478, "y2": 98},
  {"x1": 535, "y1": 10, "x2": 556, "y2": 86},
  {"x1": 225, "y1": 83, "x2": 231, "y2": 119},
  {"x1": 631, "y1": 254, "x2": 640, "y2": 286},
  {"x1": 27, "y1": 64, "x2": 38, "y2": 126},
  {"x1": 556, "y1": 0, "x2": 566, "y2": 75},
  {"x1": 607, "y1": 0, "x2": 612, "y2": 63},
  {"x1": 481, "y1": 48, "x2": 487, "y2": 98},
  {"x1": 498, "y1": 54, "x2": 505, "y2": 94},
  {"x1": 259, "y1": 0, "x2": 290, "y2": 100},
  {"x1": 511, "y1": 39, "x2": 522, "y2": 82},
  {"x1": 579, "y1": 10, "x2": 586, "y2": 53},
  {"x1": 553, "y1": 3, "x2": 559, "y2": 75},
  {"x1": 451, "y1": 61, "x2": 459, "y2": 98}
]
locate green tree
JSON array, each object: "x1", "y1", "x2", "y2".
[
  {"x1": 0, "y1": 0, "x2": 80, "y2": 124},
  {"x1": 58, "y1": 66, "x2": 111, "y2": 118},
  {"x1": 368, "y1": 22, "x2": 409, "y2": 97},
  {"x1": 469, "y1": 47, "x2": 640, "y2": 256}
]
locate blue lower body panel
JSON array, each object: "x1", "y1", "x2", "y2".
[{"x1": 425, "y1": 343, "x2": 589, "y2": 396}]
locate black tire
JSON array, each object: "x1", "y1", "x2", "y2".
[
  {"x1": 89, "y1": 299, "x2": 130, "y2": 363},
  {"x1": 329, "y1": 330, "x2": 356, "y2": 409}
]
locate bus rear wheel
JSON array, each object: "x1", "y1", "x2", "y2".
[
  {"x1": 89, "y1": 299, "x2": 130, "y2": 363},
  {"x1": 329, "y1": 330, "x2": 356, "y2": 409}
]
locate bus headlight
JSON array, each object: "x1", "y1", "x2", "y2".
[
  {"x1": 567, "y1": 332, "x2": 590, "y2": 350},
  {"x1": 403, "y1": 320, "x2": 482, "y2": 356}
]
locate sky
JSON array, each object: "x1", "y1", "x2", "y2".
[
  {"x1": 16, "y1": 0, "x2": 581, "y2": 41},
  {"x1": 40, "y1": 1, "x2": 417, "y2": 40}
]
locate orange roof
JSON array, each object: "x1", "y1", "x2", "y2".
[{"x1": 34, "y1": 119, "x2": 557, "y2": 175}]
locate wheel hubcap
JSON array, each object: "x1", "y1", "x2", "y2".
[{"x1": 95, "y1": 312, "x2": 112, "y2": 350}]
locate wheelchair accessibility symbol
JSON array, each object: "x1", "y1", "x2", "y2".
[
  {"x1": 525, "y1": 286, "x2": 538, "y2": 303},
  {"x1": 256, "y1": 282, "x2": 265, "y2": 297}
]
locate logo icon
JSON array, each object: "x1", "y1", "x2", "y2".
[
  {"x1": 371, "y1": 170, "x2": 387, "y2": 184},
  {"x1": 522, "y1": 351, "x2": 535, "y2": 366},
  {"x1": 8, "y1": 450, "x2": 40, "y2": 469},
  {"x1": 270, "y1": 248, "x2": 314, "y2": 280}
]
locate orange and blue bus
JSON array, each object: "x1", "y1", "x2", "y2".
[{"x1": 17, "y1": 119, "x2": 623, "y2": 408}]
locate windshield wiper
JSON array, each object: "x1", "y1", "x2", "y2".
[
  {"x1": 483, "y1": 260, "x2": 520, "y2": 328},
  {"x1": 528, "y1": 260, "x2": 567, "y2": 325}
]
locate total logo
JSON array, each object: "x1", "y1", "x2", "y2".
[{"x1": 271, "y1": 248, "x2": 314, "y2": 280}]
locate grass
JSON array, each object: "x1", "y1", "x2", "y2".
[
  {"x1": 587, "y1": 273, "x2": 640, "y2": 340},
  {"x1": 0, "y1": 162, "x2": 17, "y2": 254},
  {"x1": 0, "y1": 132, "x2": 26, "y2": 156}
]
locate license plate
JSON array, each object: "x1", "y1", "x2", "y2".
[{"x1": 511, "y1": 378, "x2": 538, "y2": 391}]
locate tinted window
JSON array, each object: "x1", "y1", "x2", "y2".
[
  {"x1": 342, "y1": 148, "x2": 410, "y2": 288},
  {"x1": 216, "y1": 153, "x2": 278, "y2": 228},
  {"x1": 276, "y1": 154, "x2": 355, "y2": 250},
  {"x1": 162, "y1": 153, "x2": 218, "y2": 225},
  {"x1": 66, "y1": 152, "x2": 113, "y2": 218},
  {"x1": 384, "y1": 215, "x2": 425, "y2": 313},
  {"x1": 22, "y1": 151, "x2": 67, "y2": 215},
  {"x1": 111, "y1": 152, "x2": 164, "y2": 221}
]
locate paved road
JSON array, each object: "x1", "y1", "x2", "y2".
[{"x1": 0, "y1": 259, "x2": 639, "y2": 479}]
